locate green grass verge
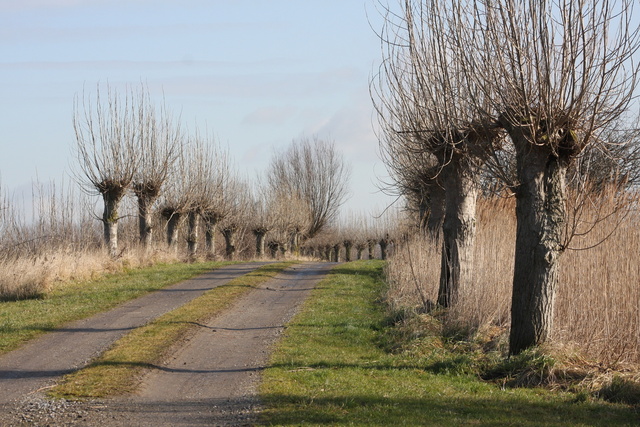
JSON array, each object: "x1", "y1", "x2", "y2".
[
  {"x1": 260, "y1": 260, "x2": 639, "y2": 426},
  {"x1": 0, "y1": 261, "x2": 237, "y2": 356},
  {"x1": 50, "y1": 261, "x2": 298, "y2": 399}
]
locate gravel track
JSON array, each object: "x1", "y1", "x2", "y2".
[{"x1": 0, "y1": 261, "x2": 333, "y2": 426}]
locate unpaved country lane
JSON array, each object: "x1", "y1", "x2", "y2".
[
  {"x1": 75, "y1": 262, "x2": 334, "y2": 426},
  {"x1": 0, "y1": 262, "x2": 268, "y2": 410}
]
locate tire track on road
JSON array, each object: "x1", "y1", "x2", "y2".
[
  {"x1": 0, "y1": 262, "x2": 269, "y2": 406},
  {"x1": 91, "y1": 262, "x2": 335, "y2": 426}
]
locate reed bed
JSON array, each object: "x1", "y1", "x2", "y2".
[
  {"x1": 385, "y1": 195, "x2": 640, "y2": 365},
  {"x1": 0, "y1": 180, "x2": 230, "y2": 301}
]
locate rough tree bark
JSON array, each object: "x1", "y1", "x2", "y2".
[
  {"x1": 162, "y1": 209, "x2": 182, "y2": 250},
  {"x1": 267, "y1": 241, "x2": 279, "y2": 258},
  {"x1": 437, "y1": 156, "x2": 480, "y2": 308},
  {"x1": 254, "y1": 228, "x2": 268, "y2": 258},
  {"x1": 187, "y1": 211, "x2": 199, "y2": 258},
  {"x1": 332, "y1": 244, "x2": 341, "y2": 262},
  {"x1": 101, "y1": 185, "x2": 125, "y2": 258},
  {"x1": 289, "y1": 230, "x2": 301, "y2": 256},
  {"x1": 203, "y1": 212, "x2": 221, "y2": 259},
  {"x1": 343, "y1": 240, "x2": 353, "y2": 262},
  {"x1": 379, "y1": 236, "x2": 389, "y2": 260},
  {"x1": 221, "y1": 226, "x2": 237, "y2": 260},
  {"x1": 367, "y1": 239, "x2": 376, "y2": 260},
  {"x1": 134, "y1": 187, "x2": 158, "y2": 249},
  {"x1": 508, "y1": 127, "x2": 569, "y2": 354}
]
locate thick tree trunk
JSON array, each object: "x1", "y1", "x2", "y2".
[
  {"x1": 437, "y1": 159, "x2": 479, "y2": 308},
  {"x1": 289, "y1": 231, "x2": 301, "y2": 256},
  {"x1": 509, "y1": 136, "x2": 568, "y2": 355},
  {"x1": 221, "y1": 227, "x2": 237, "y2": 260},
  {"x1": 165, "y1": 211, "x2": 181, "y2": 250},
  {"x1": 323, "y1": 245, "x2": 332, "y2": 261},
  {"x1": 137, "y1": 194, "x2": 154, "y2": 249},
  {"x1": 427, "y1": 182, "x2": 446, "y2": 238},
  {"x1": 379, "y1": 237, "x2": 389, "y2": 260},
  {"x1": 203, "y1": 214, "x2": 220, "y2": 259},
  {"x1": 102, "y1": 194, "x2": 121, "y2": 258},
  {"x1": 367, "y1": 240, "x2": 376, "y2": 259},
  {"x1": 254, "y1": 229, "x2": 267, "y2": 257},
  {"x1": 343, "y1": 241, "x2": 353, "y2": 262},
  {"x1": 268, "y1": 241, "x2": 279, "y2": 258},
  {"x1": 356, "y1": 245, "x2": 364, "y2": 260},
  {"x1": 332, "y1": 244, "x2": 341, "y2": 262},
  {"x1": 187, "y1": 211, "x2": 199, "y2": 258}
]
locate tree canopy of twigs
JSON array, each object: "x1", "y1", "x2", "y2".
[
  {"x1": 267, "y1": 136, "x2": 351, "y2": 241},
  {"x1": 73, "y1": 84, "x2": 141, "y2": 258},
  {"x1": 131, "y1": 87, "x2": 182, "y2": 249}
]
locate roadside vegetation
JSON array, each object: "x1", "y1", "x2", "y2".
[
  {"x1": 261, "y1": 261, "x2": 639, "y2": 425},
  {"x1": 0, "y1": 260, "x2": 235, "y2": 356},
  {"x1": 51, "y1": 261, "x2": 297, "y2": 399}
]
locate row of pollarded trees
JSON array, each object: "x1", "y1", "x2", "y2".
[
  {"x1": 301, "y1": 210, "x2": 404, "y2": 261},
  {"x1": 373, "y1": 0, "x2": 640, "y2": 355},
  {"x1": 73, "y1": 85, "x2": 351, "y2": 260}
]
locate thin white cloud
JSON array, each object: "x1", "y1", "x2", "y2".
[
  {"x1": 241, "y1": 106, "x2": 297, "y2": 126},
  {"x1": 161, "y1": 67, "x2": 362, "y2": 100},
  {"x1": 302, "y1": 87, "x2": 379, "y2": 163}
]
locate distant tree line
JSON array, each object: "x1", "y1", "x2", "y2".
[{"x1": 73, "y1": 84, "x2": 360, "y2": 261}]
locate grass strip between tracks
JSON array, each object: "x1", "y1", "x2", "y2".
[
  {"x1": 260, "y1": 260, "x2": 638, "y2": 426},
  {"x1": 50, "y1": 261, "x2": 298, "y2": 399},
  {"x1": 0, "y1": 261, "x2": 237, "y2": 356}
]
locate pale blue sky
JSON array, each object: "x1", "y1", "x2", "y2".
[{"x1": 0, "y1": 0, "x2": 397, "y2": 215}]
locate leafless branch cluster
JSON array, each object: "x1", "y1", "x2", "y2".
[{"x1": 267, "y1": 137, "x2": 351, "y2": 242}]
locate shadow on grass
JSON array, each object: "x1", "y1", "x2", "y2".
[
  {"x1": 269, "y1": 357, "x2": 489, "y2": 377},
  {"x1": 260, "y1": 393, "x2": 639, "y2": 426},
  {"x1": 327, "y1": 261, "x2": 385, "y2": 283}
]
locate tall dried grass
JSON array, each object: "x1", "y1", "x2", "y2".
[
  {"x1": 386, "y1": 194, "x2": 640, "y2": 365},
  {"x1": 0, "y1": 180, "x2": 207, "y2": 301}
]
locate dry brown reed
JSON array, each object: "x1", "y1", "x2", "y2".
[
  {"x1": 385, "y1": 197, "x2": 514, "y2": 331},
  {"x1": 0, "y1": 180, "x2": 206, "y2": 300},
  {"x1": 386, "y1": 194, "x2": 640, "y2": 365}
]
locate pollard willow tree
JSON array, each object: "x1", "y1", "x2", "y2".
[
  {"x1": 74, "y1": 85, "x2": 139, "y2": 258},
  {"x1": 266, "y1": 189, "x2": 312, "y2": 256},
  {"x1": 455, "y1": 0, "x2": 640, "y2": 354},
  {"x1": 373, "y1": 0, "x2": 501, "y2": 307},
  {"x1": 248, "y1": 180, "x2": 310, "y2": 258},
  {"x1": 267, "y1": 137, "x2": 351, "y2": 246},
  {"x1": 201, "y1": 145, "x2": 231, "y2": 259},
  {"x1": 159, "y1": 152, "x2": 191, "y2": 251},
  {"x1": 248, "y1": 182, "x2": 273, "y2": 258},
  {"x1": 131, "y1": 89, "x2": 181, "y2": 249},
  {"x1": 160, "y1": 132, "x2": 222, "y2": 258},
  {"x1": 181, "y1": 133, "x2": 225, "y2": 259},
  {"x1": 219, "y1": 178, "x2": 251, "y2": 260}
]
